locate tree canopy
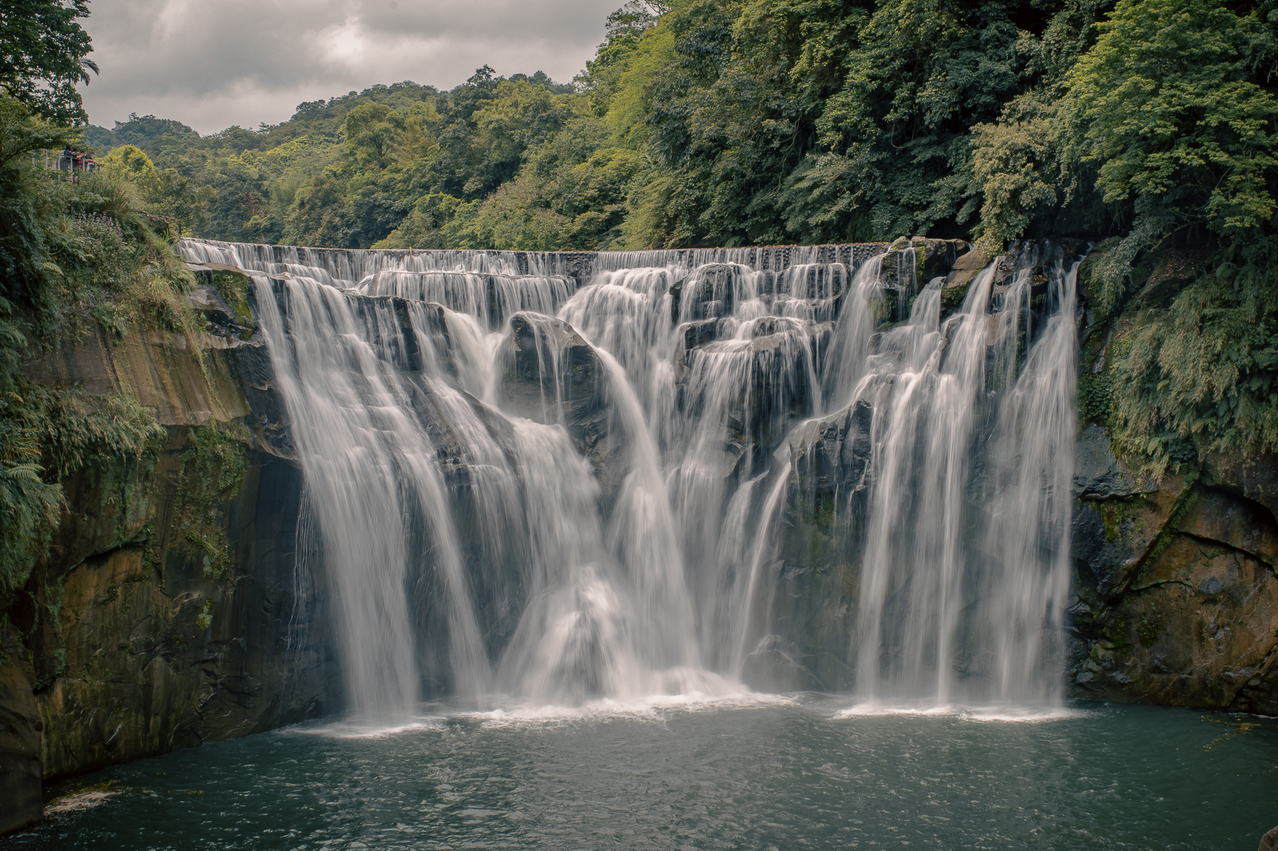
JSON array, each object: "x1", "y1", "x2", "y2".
[{"x1": 0, "y1": 0, "x2": 96, "y2": 124}]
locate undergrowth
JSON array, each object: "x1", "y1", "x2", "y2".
[
  {"x1": 0, "y1": 96, "x2": 195, "y2": 601},
  {"x1": 1081, "y1": 236, "x2": 1278, "y2": 478}
]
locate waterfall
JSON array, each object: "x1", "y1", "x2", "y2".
[{"x1": 181, "y1": 237, "x2": 1080, "y2": 717}]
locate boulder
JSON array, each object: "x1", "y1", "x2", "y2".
[
  {"x1": 497, "y1": 313, "x2": 623, "y2": 493},
  {"x1": 499, "y1": 313, "x2": 604, "y2": 427}
]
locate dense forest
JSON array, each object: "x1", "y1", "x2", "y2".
[
  {"x1": 82, "y1": 0, "x2": 1276, "y2": 255},
  {"x1": 1, "y1": 0, "x2": 1276, "y2": 564}
]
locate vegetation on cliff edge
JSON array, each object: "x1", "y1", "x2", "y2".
[{"x1": 0, "y1": 94, "x2": 194, "y2": 598}]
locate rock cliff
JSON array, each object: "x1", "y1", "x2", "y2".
[
  {"x1": 1066, "y1": 242, "x2": 1278, "y2": 711},
  {"x1": 0, "y1": 270, "x2": 337, "y2": 833}
]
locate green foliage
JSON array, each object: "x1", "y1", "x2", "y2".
[
  {"x1": 0, "y1": 432, "x2": 63, "y2": 595},
  {"x1": 0, "y1": 95, "x2": 76, "y2": 167},
  {"x1": 0, "y1": 97, "x2": 200, "y2": 603},
  {"x1": 374, "y1": 193, "x2": 465, "y2": 249},
  {"x1": 23, "y1": 387, "x2": 163, "y2": 480},
  {"x1": 1105, "y1": 239, "x2": 1278, "y2": 473},
  {"x1": 209, "y1": 270, "x2": 254, "y2": 334},
  {"x1": 1067, "y1": 0, "x2": 1278, "y2": 238},
  {"x1": 971, "y1": 92, "x2": 1064, "y2": 253},
  {"x1": 173, "y1": 424, "x2": 249, "y2": 581},
  {"x1": 0, "y1": 0, "x2": 95, "y2": 124},
  {"x1": 1057, "y1": 0, "x2": 1278, "y2": 468},
  {"x1": 0, "y1": 380, "x2": 163, "y2": 598}
]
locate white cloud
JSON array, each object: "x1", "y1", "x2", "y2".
[{"x1": 79, "y1": 0, "x2": 617, "y2": 133}]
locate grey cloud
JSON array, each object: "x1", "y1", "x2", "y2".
[
  {"x1": 80, "y1": 0, "x2": 617, "y2": 133},
  {"x1": 354, "y1": 0, "x2": 609, "y2": 43}
]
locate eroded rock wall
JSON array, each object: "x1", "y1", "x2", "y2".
[
  {"x1": 0, "y1": 271, "x2": 336, "y2": 832},
  {"x1": 1070, "y1": 430, "x2": 1278, "y2": 712}
]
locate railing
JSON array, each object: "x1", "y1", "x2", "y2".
[{"x1": 32, "y1": 150, "x2": 99, "y2": 179}]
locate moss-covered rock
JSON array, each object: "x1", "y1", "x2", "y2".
[
  {"x1": 1069, "y1": 238, "x2": 1278, "y2": 712},
  {"x1": 0, "y1": 286, "x2": 336, "y2": 829},
  {"x1": 1070, "y1": 423, "x2": 1278, "y2": 712}
]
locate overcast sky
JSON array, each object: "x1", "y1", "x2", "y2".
[{"x1": 79, "y1": 0, "x2": 618, "y2": 134}]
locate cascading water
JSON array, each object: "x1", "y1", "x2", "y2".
[{"x1": 181, "y1": 237, "x2": 1080, "y2": 718}]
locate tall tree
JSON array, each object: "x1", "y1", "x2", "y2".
[{"x1": 0, "y1": 0, "x2": 96, "y2": 124}]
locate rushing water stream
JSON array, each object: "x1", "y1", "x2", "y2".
[{"x1": 179, "y1": 238, "x2": 1081, "y2": 718}]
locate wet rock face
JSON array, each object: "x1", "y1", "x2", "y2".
[
  {"x1": 28, "y1": 431, "x2": 336, "y2": 781},
  {"x1": 747, "y1": 402, "x2": 875, "y2": 692},
  {"x1": 497, "y1": 313, "x2": 623, "y2": 491},
  {"x1": 789, "y1": 402, "x2": 874, "y2": 498},
  {"x1": 45, "y1": 442, "x2": 334, "y2": 776},
  {"x1": 670, "y1": 263, "x2": 743, "y2": 322},
  {"x1": 1069, "y1": 429, "x2": 1278, "y2": 713},
  {"x1": 30, "y1": 420, "x2": 339, "y2": 784},
  {"x1": 0, "y1": 274, "x2": 338, "y2": 832},
  {"x1": 0, "y1": 655, "x2": 41, "y2": 834},
  {"x1": 499, "y1": 313, "x2": 603, "y2": 424}
]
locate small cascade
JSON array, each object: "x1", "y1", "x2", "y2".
[{"x1": 181, "y1": 236, "x2": 1081, "y2": 718}]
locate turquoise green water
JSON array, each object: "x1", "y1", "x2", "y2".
[{"x1": 9, "y1": 697, "x2": 1278, "y2": 849}]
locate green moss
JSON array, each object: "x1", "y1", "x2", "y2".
[
  {"x1": 1097, "y1": 501, "x2": 1129, "y2": 545},
  {"x1": 210, "y1": 270, "x2": 255, "y2": 339},
  {"x1": 1078, "y1": 369, "x2": 1114, "y2": 427},
  {"x1": 1136, "y1": 614, "x2": 1161, "y2": 648},
  {"x1": 172, "y1": 423, "x2": 249, "y2": 582},
  {"x1": 1100, "y1": 610, "x2": 1133, "y2": 651},
  {"x1": 940, "y1": 281, "x2": 971, "y2": 313},
  {"x1": 195, "y1": 599, "x2": 214, "y2": 631},
  {"x1": 1076, "y1": 238, "x2": 1121, "y2": 316}
]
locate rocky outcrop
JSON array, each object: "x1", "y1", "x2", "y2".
[
  {"x1": 743, "y1": 402, "x2": 875, "y2": 692},
  {"x1": 0, "y1": 270, "x2": 337, "y2": 831},
  {"x1": 1066, "y1": 240, "x2": 1278, "y2": 712},
  {"x1": 499, "y1": 312, "x2": 604, "y2": 427},
  {"x1": 1069, "y1": 436, "x2": 1278, "y2": 712},
  {"x1": 0, "y1": 653, "x2": 41, "y2": 834},
  {"x1": 497, "y1": 312, "x2": 624, "y2": 491}
]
